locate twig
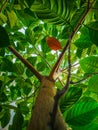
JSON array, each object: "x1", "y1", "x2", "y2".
[
  {"x1": 58, "y1": 45, "x2": 71, "y2": 96},
  {"x1": 70, "y1": 72, "x2": 98, "y2": 84},
  {"x1": 70, "y1": 76, "x2": 90, "y2": 85},
  {"x1": 61, "y1": 62, "x2": 79, "y2": 73},
  {"x1": 33, "y1": 45, "x2": 51, "y2": 69},
  {"x1": 8, "y1": 45, "x2": 43, "y2": 81}
]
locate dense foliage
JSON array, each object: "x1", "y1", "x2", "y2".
[{"x1": 0, "y1": 0, "x2": 98, "y2": 130}]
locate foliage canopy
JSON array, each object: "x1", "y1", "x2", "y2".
[{"x1": 0, "y1": 0, "x2": 98, "y2": 130}]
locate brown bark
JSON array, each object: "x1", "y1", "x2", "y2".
[{"x1": 27, "y1": 76, "x2": 67, "y2": 130}]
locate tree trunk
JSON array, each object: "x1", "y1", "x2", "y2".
[{"x1": 27, "y1": 77, "x2": 67, "y2": 130}]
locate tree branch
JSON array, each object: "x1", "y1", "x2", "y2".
[
  {"x1": 50, "y1": 0, "x2": 96, "y2": 129},
  {"x1": 61, "y1": 62, "x2": 79, "y2": 73},
  {"x1": 51, "y1": 44, "x2": 71, "y2": 130},
  {"x1": 49, "y1": 0, "x2": 96, "y2": 81},
  {"x1": 8, "y1": 45, "x2": 43, "y2": 81}
]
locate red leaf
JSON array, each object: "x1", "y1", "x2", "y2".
[{"x1": 46, "y1": 37, "x2": 62, "y2": 50}]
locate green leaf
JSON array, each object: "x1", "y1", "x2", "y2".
[
  {"x1": 88, "y1": 21, "x2": 98, "y2": 31},
  {"x1": 25, "y1": 0, "x2": 34, "y2": 7},
  {"x1": 19, "y1": 103, "x2": 29, "y2": 115},
  {"x1": 88, "y1": 75, "x2": 98, "y2": 93},
  {"x1": 71, "y1": 7, "x2": 85, "y2": 28},
  {"x1": 16, "y1": 9, "x2": 36, "y2": 26},
  {"x1": 0, "y1": 13, "x2": 7, "y2": 25},
  {"x1": 6, "y1": 10, "x2": 18, "y2": 28},
  {"x1": 33, "y1": 25, "x2": 43, "y2": 33},
  {"x1": 0, "y1": 76, "x2": 10, "y2": 85},
  {"x1": 25, "y1": 28, "x2": 36, "y2": 43},
  {"x1": 26, "y1": 68, "x2": 34, "y2": 77},
  {"x1": 17, "y1": 42, "x2": 25, "y2": 51},
  {"x1": 80, "y1": 56, "x2": 98, "y2": 73},
  {"x1": 88, "y1": 21, "x2": 98, "y2": 46},
  {"x1": 23, "y1": 86, "x2": 32, "y2": 95},
  {"x1": 16, "y1": 78, "x2": 25, "y2": 88},
  {"x1": 94, "y1": 2, "x2": 98, "y2": 20},
  {"x1": 60, "y1": 24, "x2": 72, "y2": 39},
  {"x1": 27, "y1": 56, "x2": 37, "y2": 66},
  {"x1": 41, "y1": 37, "x2": 50, "y2": 54},
  {"x1": 13, "y1": 31, "x2": 26, "y2": 41},
  {"x1": 66, "y1": 97, "x2": 98, "y2": 126},
  {"x1": 16, "y1": 78, "x2": 32, "y2": 95},
  {"x1": 60, "y1": 87, "x2": 82, "y2": 113},
  {"x1": 37, "y1": 62, "x2": 47, "y2": 71},
  {"x1": 23, "y1": 81, "x2": 32, "y2": 95},
  {"x1": 10, "y1": 86, "x2": 21, "y2": 100},
  {"x1": 74, "y1": 36, "x2": 93, "y2": 49},
  {"x1": 13, "y1": 63, "x2": 24, "y2": 75},
  {"x1": 72, "y1": 122, "x2": 98, "y2": 130},
  {"x1": 1, "y1": 58, "x2": 14, "y2": 72},
  {"x1": 30, "y1": 0, "x2": 74, "y2": 25},
  {"x1": 76, "y1": 48, "x2": 83, "y2": 58},
  {"x1": 11, "y1": 110, "x2": 24, "y2": 130},
  {"x1": 0, "y1": 48, "x2": 5, "y2": 56},
  {"x1": 1, "y1": 110, "x2": 10, "y2": 128},
  {"x1": 46, "y1": 54, "x2": 55, "y2": 61},
  {"x1": 0, "y1": 26, "x2": 10, "y2": 47},
  {"x1": 0, "y1": 92, "x2": 8, "y2": 102},
  {"x1": 52, "y1": 26, "x2": 58, "y2": 37}
]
